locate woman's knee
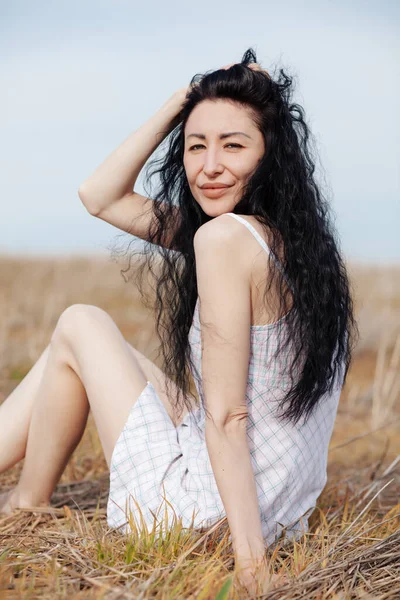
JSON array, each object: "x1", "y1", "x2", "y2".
[
  {"x1": 52, "y1": 304, "x2": 112, "y2": 344},
  {"x1": 50, "y1": 304, "x2": 123, "y2": 382},
  {"x1": 50, "y1": 305, "x2": 116, "y2": 369}
]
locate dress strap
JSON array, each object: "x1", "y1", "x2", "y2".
[{"x1": 224, "y1": 213, "x2": 294, "y2": 292}]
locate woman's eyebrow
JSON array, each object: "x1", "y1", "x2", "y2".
[{"x1": 186, "y1": 131, "x2": 252, "y2": 140}]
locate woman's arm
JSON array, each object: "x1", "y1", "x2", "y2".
[
  {"x1": 193, "y1": 215, "x2": 266, "y2": 564},
  {"x1": 205, "y1": 419, "x2": 266, "y2": 562},
  {"x1": 78, "y1": 89, "x2": 187, "y2": 215}
]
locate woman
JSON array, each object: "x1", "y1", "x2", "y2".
[{"x1": 0, "y1": 48, "x2": 357, "y2": 592}]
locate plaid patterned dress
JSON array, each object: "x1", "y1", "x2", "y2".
[{"x1": 107, "y1": 213, "x2": 344, "y2": 546}]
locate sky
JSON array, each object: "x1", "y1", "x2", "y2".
[{"x1": 1, "y1": 0, "x2": 399, "y2": 264}]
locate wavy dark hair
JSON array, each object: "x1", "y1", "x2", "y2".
[{"x1": 110, "y1": 47, "x2": 359, "y2": 428}]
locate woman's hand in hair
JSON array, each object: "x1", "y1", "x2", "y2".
[
  {"x1": 247, "y1": 62, "x2": 271, "y2": 79},
  {"x1": 220, "y1": 61, "x2": 271, "y2": 79},
  {"x1": 170, "y1": 61, "x2": 271, "y2": 127}
]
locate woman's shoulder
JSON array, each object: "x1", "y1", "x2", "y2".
[{"x1": 199, "y1": 213, "x2": 285, "y2": 267}]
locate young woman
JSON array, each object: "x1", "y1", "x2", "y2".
[{"x1": 0, "y1": 48, "x2": 357, "y2": 592}]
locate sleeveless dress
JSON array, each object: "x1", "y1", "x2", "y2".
[{"x1": 107, "y1": 213, "x2": 344, "y2": 547}]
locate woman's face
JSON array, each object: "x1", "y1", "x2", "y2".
[{"x1": 183, "y1": 99, "x2": 265, "y2": 217}]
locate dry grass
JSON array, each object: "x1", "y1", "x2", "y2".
[{"x1": 0, "y1": 256, "x2": 399, "y2": 599}]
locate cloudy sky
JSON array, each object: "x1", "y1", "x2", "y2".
[{"x1": 1, "y1": 0, "x2": 399, "y2": 264}]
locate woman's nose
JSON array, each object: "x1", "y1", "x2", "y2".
[{"x1": 202, "y1": 150, "x2": 224, "y2": 175}]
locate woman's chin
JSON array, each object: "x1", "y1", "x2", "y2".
[{"x1": 199, "y1": 200, "x2": 238, "y2": 218}]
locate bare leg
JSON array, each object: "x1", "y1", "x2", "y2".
[
  {"x1": 0, "y1": 304, "x2": 149, "y2": 513},
  {"x1": 0, "y1": 306, "x2": 194, "y2": 476},
  {"x1": 0, "y1": 345, "x2": 52, "y2": 473},
  {"x1": 0, "y1": 343, "x2": 90, "y2": 512},
  {"x1": 0, "y1": 323, "x2": 190, "y2": 475}
]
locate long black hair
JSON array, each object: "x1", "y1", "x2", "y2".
[{"x1": 110, "y1": 47, "x2": 358, "y2": 427}]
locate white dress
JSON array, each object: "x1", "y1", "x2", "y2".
[{"x1": 106, "y1": 213, "x2": 344, "y2": 547}]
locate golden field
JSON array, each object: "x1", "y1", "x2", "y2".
[{"x1": 0, "y1": 255, "x2": 399, "y2": 599}]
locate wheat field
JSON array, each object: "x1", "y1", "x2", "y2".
[{"x1": 0, "y1": 256, "x2": 399, "y2": 599}]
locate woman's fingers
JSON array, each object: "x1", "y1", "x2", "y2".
[
  {"x1": 248, "y1": 62, "x2": 271, "y2": 78},
  {"x1": 220, "y1": 62, "x2": 236, "y2": 70},
  {"x1": 219, "y1": 62, "x2": 270, "y2": 79}
]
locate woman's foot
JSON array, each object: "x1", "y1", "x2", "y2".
[
  {"x1": 0, "y1": 489, "x2": 17, "y2": 515},
  {"x1": 0, "y1": 487, "x2": 51, "y2": 515}
]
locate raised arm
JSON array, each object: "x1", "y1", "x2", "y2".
[
  {"x1": 78, "y1": 90, "x2": 187, "y2": 249},
  {"x1": 193, "y1": 214, "x2": 266, "y2": 569}
]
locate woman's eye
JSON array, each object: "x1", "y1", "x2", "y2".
[{"x1": 189, "y1": 143, "x2": 243, "y2": 150}]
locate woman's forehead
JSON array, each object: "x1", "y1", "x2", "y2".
[{"x1": 185, "y1": 100, "x2": 254, "y2": 133}]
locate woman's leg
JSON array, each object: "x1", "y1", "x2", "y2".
[
  {"x1": 0, "y1": 345, "x2": 52, "y2": 473},
  {"x1": 0, "y1": 305, "x2": 197, "y2": 477},
  {"x1": 0, "y1": 304, "x2": 150, "y2": 513}
]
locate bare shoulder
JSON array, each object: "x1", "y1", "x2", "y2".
[
  {"x1": 193, "y1": 213, "x2": 278, "y2": 269},
  {"x1": 193, "y1": 213, "x2": 244, "y2": 244},
  {"x1": 193, "y1": 214, "x2": 251, "y2": 278},
  {"x1": 193, "y1": 214, "x2": 289, "y2": 325},
  {"x1": 193, "y1": 212, "x2": 286, "y2": 287},
  {"x1": 193, "y1": 214, "x2": 254, "y2": 265}
]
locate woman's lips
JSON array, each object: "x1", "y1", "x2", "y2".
[{"x1": 200, "y1": 186, "x2": 232, "y2": 198}]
